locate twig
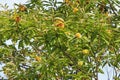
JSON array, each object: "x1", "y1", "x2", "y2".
[
  {"x1": 106, "y1": 65, "x2": 110, "y2": 80},
  {"x1": 107, "y1": 0, "x2": 117, "y2": 16}
]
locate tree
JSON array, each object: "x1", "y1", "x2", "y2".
[{"x1": 0, "y1": 0, "x2": 120, "y2": 79}]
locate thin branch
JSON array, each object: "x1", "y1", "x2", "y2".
[
  {"x1": 111, "y1": 0, "x2": 120, "y2": 7},
  {"x1": 107, "y1": 0, "x2": 117, "y2": 16},
  {"x1": 106, "y1": 65, "x2": 110, "y2": 80}
]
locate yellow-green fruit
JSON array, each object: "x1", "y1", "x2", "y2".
[
  {"x1": 19, "y1": 5, "x2": 27, "y2": 11},
  {"x1": 15, "y1": 16, "x2": 21, "y2": 23},
  {"x1": 56, "y1": 23, "x2": 65, "y2": 29},
  {"x1": 82, "y1": 49, "x2": 89, "y2": 55},
  {"x1": 35, "y1": 56, "x2": 41, "y2": 62},
  {"x1": 106, "y1": 29, "x2": 112, "y2": 34},
  {"x1": 78, "y1": 61, "x2": 83, "y2": 66},
  {"x1": 75, "y1": 33, "x2": 82, "y2": 38},
  {"x1": 54, "y1": 17, "x2": 65, "y2": 29},
  {"x1": 64, "y1": 0, "x2": 69, "y2": 3},
  {"x1": 73, "y1": 8, "x2": 79, "y2": 13}
]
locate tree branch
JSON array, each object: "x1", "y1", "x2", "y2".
[{"x1": 107, "y1": 0, "x2": 117, "y2": 16}]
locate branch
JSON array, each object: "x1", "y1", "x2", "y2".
[{"x1": 107, "y1": 0, "x2": 117, "y2": 16}]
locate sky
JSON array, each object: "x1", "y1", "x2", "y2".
[
  {"x1": 0, "y1": 0, "x2": 28, "y2": 10},
  {"x1": 0, "y1": 0, "x2": 116, "y2": 80}
]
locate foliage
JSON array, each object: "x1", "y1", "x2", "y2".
[{"x1": 0, "y1": 0, "x2": 120, "y2": 79}]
